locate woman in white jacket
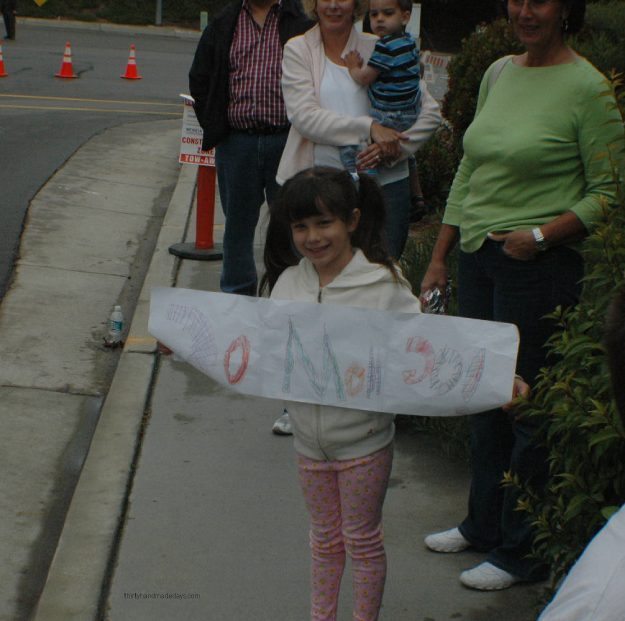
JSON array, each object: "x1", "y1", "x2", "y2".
[
  {"x1": 277, "y1": 0, "x2": 441, "y2": 260},
  {"x1": 261, "y1": 167, "x2": 421, "y2": 621}
]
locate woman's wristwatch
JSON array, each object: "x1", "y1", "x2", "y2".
[{"x1": 532, "y1": 227, "x2": 548, "y2": 252}]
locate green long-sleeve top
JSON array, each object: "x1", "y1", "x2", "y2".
[{"x1": 443, "y1": 55, "x2": 625, "y2": 253}]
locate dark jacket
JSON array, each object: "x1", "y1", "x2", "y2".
[
  {"x1": 2, "y1": 0, "x2": 17, "y2": 13},
  {"x1": 189, "y1": 0, "x2": 312, "y2": 150}
]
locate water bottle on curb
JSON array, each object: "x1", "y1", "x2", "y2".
[{"x1": 104, "y1": 305, "x2": 124, "y2": 348}]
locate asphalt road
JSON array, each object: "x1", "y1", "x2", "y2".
[{"x1": 0, "y1": 21, "x2": 199, "y2": 298}]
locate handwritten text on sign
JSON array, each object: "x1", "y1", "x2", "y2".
[{"x1": 149, "y1": 288, "x2": 520, "y2": 417}]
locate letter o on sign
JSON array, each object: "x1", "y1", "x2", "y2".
[
  {"x1": 344, "y1": 364, "x2": 366, "y2": 397},
  {"x1": 224, "y1": 335, "x2": 251, "y2": 385}
]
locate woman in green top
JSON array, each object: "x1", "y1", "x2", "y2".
[{"x1": 420, "y1": 0, "x2": 625, "y2": 591}]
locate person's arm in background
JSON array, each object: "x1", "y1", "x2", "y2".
[{"x1": 420, "y1": 223, "x2": 459, "y2": 295}]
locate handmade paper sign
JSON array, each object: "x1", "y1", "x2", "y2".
[{"x1": 149, "y1": 288, "x2": 520, "y2": 417}]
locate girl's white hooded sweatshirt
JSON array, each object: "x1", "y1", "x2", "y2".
[{"x1": 271, "y1": 249, "x2": 422, "y2": 461}]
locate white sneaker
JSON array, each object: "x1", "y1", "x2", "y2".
[
  {"x1": 460, "y1": 562, "x2": 521, "y2": 591},
  {"x1": 424, "y1": 527, "x2": 471, "y2": 553},
  {"x1": 272, "y1": 411, "x2": 292, "y2": 436}
]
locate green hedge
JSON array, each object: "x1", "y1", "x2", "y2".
[
  {"x1": 573, "y1": 0, "x2": 625, "y2": 76},
  {"x1": 512, "y1": 121, "x2": 625, "y2": 590}
]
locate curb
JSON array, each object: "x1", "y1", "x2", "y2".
[
  {"x1": 17, "y1": 16, "x2": 201, "y2": 40},
  {"x1": 31, "y1": 164, "x2": 197, "y2": 621}
]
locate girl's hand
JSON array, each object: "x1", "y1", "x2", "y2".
[
  {"x1": 369, "y1": 122, "x2": 406, "y2": 161},
  {"x1": 420, "y1": 259, "x2": 448, "y2": 303},
  {"x1": 502, "y1": 376, "x2": 530, "y2": 411},
  {"x1": 487, "y1": 230, "x2": 539, "y2": 261},
  {"x1": 157, "y1": 341, "x2": 173, "y2": 355}
]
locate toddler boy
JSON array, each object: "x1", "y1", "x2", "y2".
[{"x1": 342, "y1": 0, "x2": 421, "y2": 175}]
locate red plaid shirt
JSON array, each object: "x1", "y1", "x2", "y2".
[{"x1": 228, "y1": 0, "x2": 289, "y2": 129}]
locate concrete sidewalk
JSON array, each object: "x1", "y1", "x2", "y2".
[
  {"x1": 0, "y1": 118, "x2": 187, "y2": 621},
  {"x1": 34, "y1": 159, "x2": 543, "y2": 619},
  {"x1": 97, "y1": 229, "x2": 544, "y2": 620},
  {"x1": 2, "y1": 118, "x2": 544, "y2": 620}
]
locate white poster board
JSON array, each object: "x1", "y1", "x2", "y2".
[
  {"x1": 149, "y1": 288, "x2": 520, "y2": 417},
  {"x1": 179, "y1": 94, "x2": 215, "y2": 167}
]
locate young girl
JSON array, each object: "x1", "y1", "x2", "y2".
[{"x1": 261, "y1": 167, "x2": 422, "y2": 621}]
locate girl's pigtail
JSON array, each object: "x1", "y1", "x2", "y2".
[
  {"x1": 259, "y1": 207, "x2": 299, "y2": 296},
  {"x1": 353, "y1": 174, "x2": 399, "y2": 280}
]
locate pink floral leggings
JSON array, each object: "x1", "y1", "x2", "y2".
[{"x1": 297, "y1": 445, "x2": 394, "y2": 621}]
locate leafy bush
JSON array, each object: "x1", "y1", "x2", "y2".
[
  {"x1": 508, "y1": 82, "x2": 625, "y2": 594},
  {"x1": 441, "y1": 19, "x2": 522, "y2": 159},
  {"x1": 414, "y1": 121, "x2": 458, "y2": 214},
  {"x1": 573, "y1": 1, "x2": 625, "y2": 76},
  {"x1": 419, "y1": 0, "x2": 504, "y2": 52}
]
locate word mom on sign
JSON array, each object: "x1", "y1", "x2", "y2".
[{"x1": 149, "y1": 288, "x2": 519, "y2": 417}]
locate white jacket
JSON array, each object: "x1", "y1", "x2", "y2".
[
  {"x1": 271, "y1": 249, "x2": 421, "y2": 460},
  {"x1": 538, "y1": 504, "x2": 625, "y2": 621},
  {"x1": 277, "y1": 24, "x2": 442, "y2": 185}
]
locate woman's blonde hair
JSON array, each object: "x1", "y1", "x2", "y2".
[{"x1": 301, "y1": 0, "x2": 369, "y2": 22}]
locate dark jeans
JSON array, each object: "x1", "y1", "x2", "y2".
[
  {"x1": 381, "y1": 176, "x2": 411, "y2": 260},
  {"x1": 457, "y1": 239, "x2": 583, "y2": 580},
  {"x1": 215, "y1": 130, "x2": 287, "y2": 296}
]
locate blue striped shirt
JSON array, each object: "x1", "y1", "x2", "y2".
[{"x1": 367, "y1": 32, "x2": 421, "y2": 112}]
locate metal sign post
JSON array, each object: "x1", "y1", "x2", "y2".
[{"x1": 170, "y1": 95, "x2": 223, "y2": 261}]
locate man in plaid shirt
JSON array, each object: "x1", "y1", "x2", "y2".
[{"x1": 189, "y1": 0, "x2": 311, "y2": 297}]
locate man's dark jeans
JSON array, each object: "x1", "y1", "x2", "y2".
[
  {"x1": 456, "y1": 239, "x2": 583, "y2": 580},
  {"x1": 215, "y1": 130, "x2": 288, "y2": 296}
]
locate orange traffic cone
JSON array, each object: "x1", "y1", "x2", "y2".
[
  {"x1": 0, "y1": 45, "x2": 8, "y2": 78},
  {"x1": 55, "y1": 41, "x2": 78, "y2": 79},
  {"x1": 121, "y1": 44, "x2": 142, "y2": 80}
]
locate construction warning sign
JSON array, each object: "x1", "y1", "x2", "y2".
[
  {"x1": 179, "y1": 94, "x2": 215, "y2": 167},
  {"x1": 421, "y1": 51, "x2": 453, "y2": 104}
]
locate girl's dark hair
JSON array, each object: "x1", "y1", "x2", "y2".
[
  {"x1": 259, "y1": 167, "x2": 397, "y2": 295},
  {"x1": 502, "y1": 0, "x2": 585, "y2": 35}
]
